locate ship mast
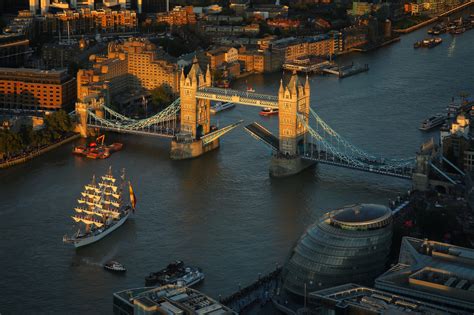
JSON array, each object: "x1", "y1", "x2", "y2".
[{"x1": 72, "y1": 167, "x2": 123, "y2": 230}]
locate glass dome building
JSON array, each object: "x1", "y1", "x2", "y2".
[{"x1": 282, "y1": 204, "x2": 393, "y2": 297}]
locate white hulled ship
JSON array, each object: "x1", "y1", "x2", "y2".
[{"x1": 63, "y1": 167, "x2": 137, "y2": 248}]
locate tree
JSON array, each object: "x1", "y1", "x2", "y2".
[
  {"x1": 0, "y1": 130, "x2": 23, "y2": 158},
  {"x1": 151, "y1": 86, "x2": 173, "y2": 109},
  {"x1": 44, "y1": 110, "x2": 73, "y2": 139},
  {"x1": 19, "y1": 125, "x2": 34, "y2": 149}
]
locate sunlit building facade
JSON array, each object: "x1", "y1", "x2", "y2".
[{"x1": 0, "y1": 68, "x2": 76, "y2": 111}]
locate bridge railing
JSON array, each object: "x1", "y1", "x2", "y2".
[{"x1": 196, "y1": 87, "x2": 278, "y2": 108}]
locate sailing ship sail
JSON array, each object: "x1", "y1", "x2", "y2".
[{"x1": 63, "y1": 167, "x2": 137, "y2": 248}]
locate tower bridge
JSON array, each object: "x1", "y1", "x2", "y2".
[{"x1": 76, "y1": 58, "x2": 417, "y2": 179}]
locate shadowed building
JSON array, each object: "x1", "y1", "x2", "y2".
[
  {"x1": 77, "y1": 38, "x2": 179, "y2": 103},
  {"x1": 375, "y1": 237, "x2": 474, "y2": 313},
  {"x1": 309, "y1": 283, "x2": 471, "y2": 314}
]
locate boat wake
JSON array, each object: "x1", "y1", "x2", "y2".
[
  {"x1": 79, "y1": 257, "x2": 103, "y2": 267},
  {"x1": 448, "y1": 38, "x2": 456, "y2": 57}
]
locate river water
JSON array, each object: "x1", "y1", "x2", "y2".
[{"x1": 1, "y1": 22, "x2": 473, "y2": 313}]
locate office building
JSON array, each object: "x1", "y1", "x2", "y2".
[
  {"x1": 309, "y1": 283, "x2": 470, "y2": 315},
  {"x1": 156, "y1": 5, "x2": 196, "y2": 26},
  {"x1": 375, "y1": 237, "x2": 474, "y2": 313},
  {"x1": 113, "y1": 285, "x2": 237, "y2": 315},
  {"x1": 78, "y1": 38, "x2": 179, "y2": 104},
  {"x1": 0, "y1": 67, "x2": 76, "y2": 111},
  {"x1": 282, "y1": 204, "x2": 393, "y2": 297}
]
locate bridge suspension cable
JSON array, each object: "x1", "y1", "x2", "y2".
[
  {"x1": 309, "y1": 108, "x2": 415, "y2": 163},
  {"x1": 86, "y1": 98, "x2": 181, "y2": 137},
  {"x1": 297, "y1": 112, "x2": 415, "y2": 178}
]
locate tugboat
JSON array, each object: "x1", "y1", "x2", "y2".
[
  {"x1": 259, "y1": 107, "x2": 279, "y2": 116},
  {"x1": 145, "y1": 260, "x2": 205, "y2": 287},
  {"x1": 104, "y1": 261, "x2": 126, "y2": 273}
]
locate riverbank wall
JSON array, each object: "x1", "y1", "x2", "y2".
[
  {"x1": 0, "y1": 133, "x2": 80, "y2": 169},
  {"x1": 395, "y1": 1, "x2": 474, "y2": 34},
  {"x1": 221, "y1": 268, "x2": 281, "y2": 313}
]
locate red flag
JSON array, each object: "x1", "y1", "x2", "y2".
[{"x1": 129, "y1": 181, "x2": 137, "y2": 210}]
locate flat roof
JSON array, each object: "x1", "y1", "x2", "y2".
[
  {"x1": 310, "y1": 283, "x2": 470, "y2": 315},
  {"x1": 113, "y1": 285, "x2": 237, "y2": 314},
  {"x1": 375, "y1": 237, "x2": 474, "y2": 312},
  {"x1": 331, "y1": 204, "x2": 391, "y2": 224}
]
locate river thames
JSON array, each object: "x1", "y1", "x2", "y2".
[{"x1": 1, "y1": 23, "x2": 473, "y2": 313}]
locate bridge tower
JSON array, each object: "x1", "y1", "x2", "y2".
[
  {"x1": 74, "y1": 97, "x2": 105, "y2": 138},
  {"x1": 270, "y1": 71, "x2": 315, "y2": 177},
  {"x1": 170, "y1": 57, "x2": 217, "y2": 160}
]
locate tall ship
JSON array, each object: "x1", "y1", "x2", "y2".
[{"x1": 63, "y1": 167, "x2": 137, "y2": 248}]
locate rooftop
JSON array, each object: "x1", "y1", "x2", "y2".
[
  {"x1": 113, "y1": 285, "x2": 236, "y2": 315},
  {"x1": 375, "y1": 237, "x2": 474, "y2": 312},
  {"x1": 310, "y1": 283, "x2": 470, "y2": 315},
  {"x1": 326, "y1": 203, "x2": 392, "y2": 230}
]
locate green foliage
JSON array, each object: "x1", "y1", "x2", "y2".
[
  {"x1": 151, "y1": 86, "x2": 173, "y2": 108},
  {"x1": 0, "y1": 110, "x2": 73, "y2": 159},
  {"x1": 45, "y1": 111, "x2": 73, "y2": 134},
  {"x1": 0, "y1": 130, "x2": 23, "y2": 158}
]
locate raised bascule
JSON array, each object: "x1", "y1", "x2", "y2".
[{"x1": 75, "y1": 58, "x2": 417, "y2": 179}]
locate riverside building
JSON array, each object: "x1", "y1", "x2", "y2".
[
  {"x1": 77, "y1": 38, "x2": 179, "y2": 105},
  {"x1": 375, "y1": 237, "x2": 474, "y2": 313},
  {"x1": 309, "y1": 283, "x2": 470, "y2": 314},
  {"x1": 281, "y1": 204, "x2": 393, "y2": 298},
  {"x1": 113, "y1": 285, "x2": 236, "y2": 315},
  {"x1": 0, "y1": 67, "x2": 76, "y2": 111}
]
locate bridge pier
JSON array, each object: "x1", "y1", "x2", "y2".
[
  {"x1": 269, "y1": 155, "x2": 316, "y2": 178},
  {"x1": 170, "y1": 138, "x2": 220, "y2": 160}
]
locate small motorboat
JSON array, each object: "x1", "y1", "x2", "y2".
[
  {"x1": 259, "y1": 107, "x2": 279, "y2": 116},
  {"x1": 104, "y1": 261, "x2": 126, "y2": 273}
]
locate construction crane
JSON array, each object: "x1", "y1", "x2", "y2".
[{"x1": 96, "y1": 134, "x2": 105, "y2": 146}]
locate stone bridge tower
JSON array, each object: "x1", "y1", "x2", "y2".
[
  {"x1": 178, "y1": 57, "x2": 212, "y2": 139},
  {"x1": 74, "y1": 97, "x2": 105, "y2": 138},
  {"x1": 270, "y1": 71, "x2": 315, "y2": 177},
  {"x1": 277, "y1": 71, "x2": 310, "y2": 156},
  {"x1": 170, "y1": 57, "x2": 217, "y2": 160}
]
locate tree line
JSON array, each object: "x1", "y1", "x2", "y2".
[{"x1": 0, "y1": 110, "x2": 74, "y2": 160}]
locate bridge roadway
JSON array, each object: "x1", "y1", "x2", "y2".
[
  {"x1": 301, "y1": 151, "x2": 413, "y2": 179},
  {"x1": 244, "y1": 122, "x2": 280, "y2": 150},
  {"x1": 196, "y1": 87, "x2": 279, "y2": 108}
]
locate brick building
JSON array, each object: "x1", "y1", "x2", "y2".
[
  {"x1": 0, "y1": 68, "x2": 76, "y2": 111},
  {"x1": 156, "y1": 6, "x2": 196, "y2": 26}
]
